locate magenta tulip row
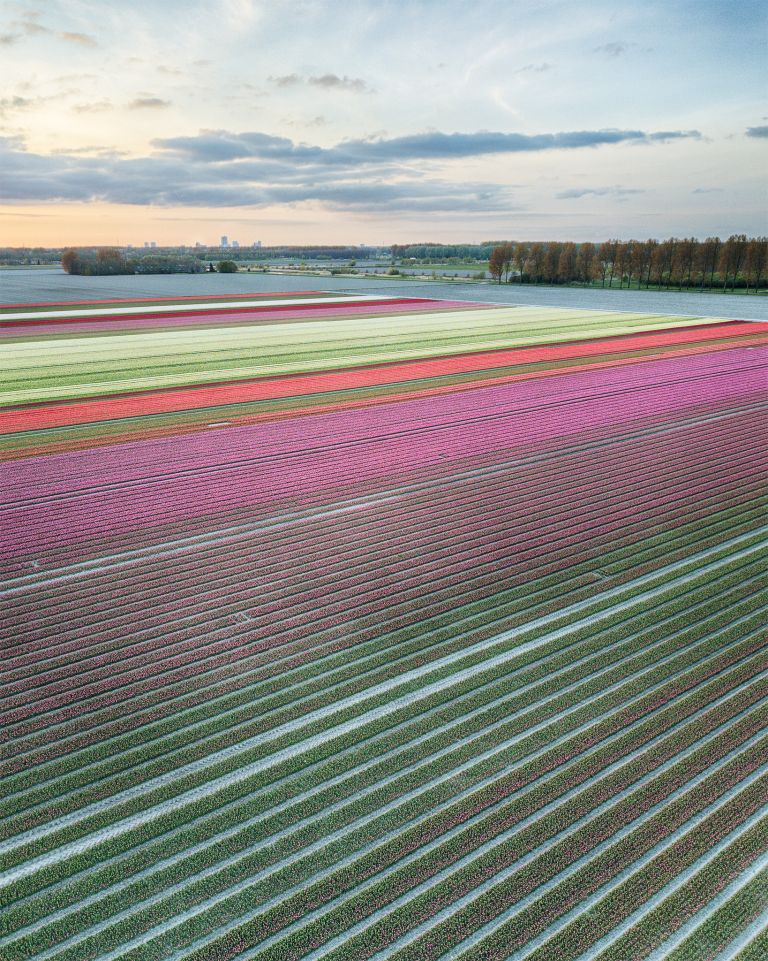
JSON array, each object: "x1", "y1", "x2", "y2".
[
  {"x1": 4, "y1": 454, "x2": 763, "y2": 729},
  {"x1": 4, "y1": 410, "x2": 760, "y2": 664},
  {"x1": 3, "y1": 400, "x2": 760, "y2": 637},
  {"x1": 4, "y1": 344, "x2": 762, "y2": 497},
  {"x1": 2, "y1": 351, "x2": 764, "y2": 565}
]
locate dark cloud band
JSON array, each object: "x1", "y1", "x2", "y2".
[
  {"x1": 154, "y1": 127, "x2": 701, "y2": 165},
  {"x1": 0, "y1": 125, "x2": 700, "y2": 211}
]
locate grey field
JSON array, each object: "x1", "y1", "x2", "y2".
[{"x1": 2, "y1": 267, "x2": 767, "y2": 320}]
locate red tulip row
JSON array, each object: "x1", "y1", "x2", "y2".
[{"x1": 3, "y1": 321, "x2": 760, "y2": 435}]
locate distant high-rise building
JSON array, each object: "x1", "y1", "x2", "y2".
[
  {"x1": 232, "y1": 240, "x2": 240, "y2": 249},
  {"x1": 150, "y1": 241, "x2": 157, "y2": 248},
  {"x1": 220, "y1": 235, "x2": 228, "y2": 248},
  {"x1": 143, "y1": 241, "x2": 150, "y2": 248},
  {"x1": 252, "y1": 240, "x2": 262, "y2": 248}
]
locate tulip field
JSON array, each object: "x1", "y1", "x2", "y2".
[{"x1": 1, "y1": 290, "x2": 766, "y2": 961}]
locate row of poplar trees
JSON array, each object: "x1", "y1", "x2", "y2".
[{"x1": 488, "y1": 235, "x2": 767, "y2": 291}]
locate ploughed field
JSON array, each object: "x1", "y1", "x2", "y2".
[{"x1": 0, "y1": 291, "x2": 766, "y2": 961}]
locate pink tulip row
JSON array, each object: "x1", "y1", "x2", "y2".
[
  {"x1": 4, "y1": 442, "x2": 760, "y2": 736},
  {"x1": 2, "y1": 350, "x2": 764, "y2": 568},
  {"x1": 4, "y1": 448, "x2": 763, "y2": 729},
  {"x1": 3, "y1": 357, "x2": 759, "y2": 553},
  {"x1": 5, "y1": 407, "x2": 760, "y2": 666},
  {"x1": 4, "y1": 440, "x2": 762, "y2": 742},
  {"x1": 4, "y1": 502, "x2": 760, "y2": 816},
  {"x1": 5, "y1": 397, "x2": 759, "y2": 643},
  {"x1": 8, "y1": 498, "x2": 761, "y2": 808},
  {"x1": 3, "y1": 342, "x2": 761, "y2": 498}
]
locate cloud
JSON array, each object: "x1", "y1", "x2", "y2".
[
  {"x1": 1, "y1": 15, "x2": 98, "y2": 48},
  {"x1": 58, "y1": 31, "x2": 98, "y2": 47},
  {"x1": 555, "y1": 186, "x2": 646, "y2": 200},
  {"x1": 73, "y1": 101, "x2": 113, "y2": 114},
  {"x1": 515, "y1": 62, "x2": 552, "y2": 73},
  {"x1": 50, "y1": 145, "x2": 128, "y2": 157},
  {"x1": 308, "y1": 74, "x2": 369, "y2": 93},
  {"x1": 155, "y1": 130, "x2": 305, "y2": 161},
  {"x1": 746, "y1": 125, "x2": 768, "y2": 138},
  {"x1": 268, "y1": 73, "x2": 370, "y2": 92},
  {"x1": 0, "y1": 94, "x2": 59, "y2": 117},
  {"x1": 0, "y1": 123, "x2": 702, "y2": 214},
  {"x1": 593, "y1": 41, "x2": 630, "y2": 57},
  {"x1": 0, "y1": 133, "x2": 515, "y2": 212},
  {"x1": 16, "y1": 17, "x2": 50, "y2": 37},
  {"x1": 269, "y1": 73, "x2": 302, "y2": 87},
  {"x1": 154, "y1": 127, "x2": 702, "y2": 166},
  {"x1": 129, "y1": 97, "x2": 171, "y2": 110},
  {"x1": 330, "y1": 128, "x2": 700, "y2": 161},
  {"x1": 645, "y1": 130, "x2": 701, "y2": 142},
  {"x1": 0, "y1": 96, "x2": 35, "y2": 115},
  {"x1": 592, "y1": 41, "x2": 653, "y2": 58},
  {"x1": 282, "y1": 115, "x2": 328, "y2": 128}
]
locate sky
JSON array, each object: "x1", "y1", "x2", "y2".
[{"x1": 1, "y1": 0, "x2": 766, "y2": 246}]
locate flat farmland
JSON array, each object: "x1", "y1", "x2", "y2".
[
  {"x1": 3, "y1": 267, "x2": 768, "y2": 321},
  {"x1": 1, "y1": 291, "x2": 766, "y2": 961}
]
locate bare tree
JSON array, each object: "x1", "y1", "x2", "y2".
[
  {"x1": 623, "y1": 241, "x2": 637, "y2": 288},
  {"x1": 540, "y1": 242, "x2": 559, "y2": 284},
  {"x1": 557, "y1": 242, "x2": 578, "y2": 284},
  {"x1": 502, "y1": 242, "x2": 515, "y2": 282},
  {"x1": 744, "y1": 237, "x2": 768, "y2": 292},
  {"x1": 672, "y1": 238, "x2": 696, "y2": 290},
  {"x1": 718, "y1": 234, "x2": 749, "y2": 291},
  {"x1": 653, "y1": 239, "x2": 677, "y2": 288},
  {"x1": 698, "y1": 237, "x2": 722, "y2": 289},
  {"x1": 576, "y1": 242, "x2": 596, "y2": 284},
  {"x1": 489, "y1": 245, "x2": 505, "y2": 284},
  {"x1": 613, "y1": 242, "x2": 632, "y2": 288},
  {"x1": 596, "y1": 241, "x2": 615, "y2": 287},
  {"x1": 61, "y1": 249, "x2": 79, "y2": 274},
  {"x1": 631, "y1": 241, "x2": 651, "y2": 290},
  {"x1": 514, "y1": 242, "x2": 530, "y2": 282},
  {"x1": 527, "y1": 243, "x2": 545, "y2": 283}
]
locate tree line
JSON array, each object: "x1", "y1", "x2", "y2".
[
  {"x1": 391, "y1": 244, "x2": 496, "y2": 261},
  {"x1": 487, "y1": 236, "x2": 768, "y2": 292},
  {"x1": 61, "y1": 249, "x2": 204, "y2": 275}
]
